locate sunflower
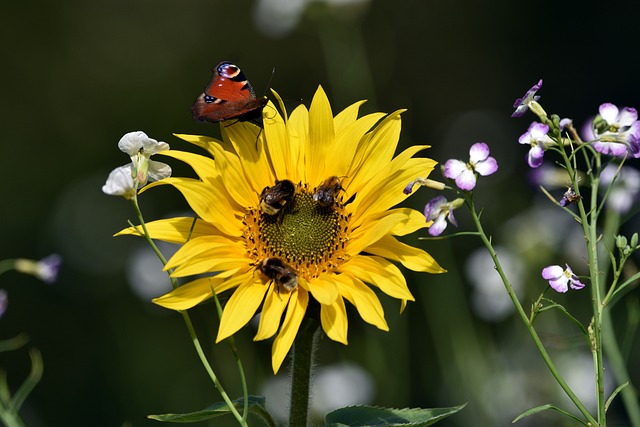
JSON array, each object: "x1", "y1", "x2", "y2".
[{"x1": 117, "y1": 86, "x2": 444, "y2": 373}]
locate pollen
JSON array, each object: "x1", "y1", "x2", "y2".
[{"x1": 243, "y1": 183, "x2": 350, "y2": 280}]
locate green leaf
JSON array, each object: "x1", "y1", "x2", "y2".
[
  {"x1": 512, "y1": 404, "x2": 588, "y2": 425},
  {"x1": 325, "y1": 403, "x2": 466, "y2": 427},
  {"x1": 605, "y1": 381, "x2": 629, "y2": 412},
  {"x1": 148, "y1": 395, "x2": 274, "y2": 424},
  {"x1": 538, "y1": 298, "x2": 589, "y2": 340}
]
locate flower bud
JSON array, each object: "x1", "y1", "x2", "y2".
[{"x1": 528, "y1": 101, "x2": 548, "y2": 122}]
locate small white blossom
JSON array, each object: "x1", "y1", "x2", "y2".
[{"x1": 102, "y1": 165, "x2": 136, "y2": 199}]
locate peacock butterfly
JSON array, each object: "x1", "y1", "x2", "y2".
[{"x1": 191, "y1": 61, "x2": 268, "y2": 124}]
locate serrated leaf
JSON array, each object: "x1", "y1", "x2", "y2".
[
  {"x1": 148, "y1": 395, "x2": 268, "y2": 423},
  {"x1": 325, "y1": 403, "x2": 466, "y2": 427}
]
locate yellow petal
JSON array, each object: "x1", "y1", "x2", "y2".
[
  {"x1": 305, "y1": 274, "x2": 339, "y2": 305},
  {"x1": 390, "y1": 208, "x2": 430, "y2": 236},
  {"x1": 331, "y1": 112, "x2": 387, "y2": 178},
  {"x1": 271, "y1": 288, "x2": 308, "y2": 373},
  {"x1": 222, "y1": 123, "x2": 275, "y2": 194},
  {"x1": 170, "y1": 256, "x2": 250, "y2": 278},
  {"x1": 174, "y1": 133, "x2": 232, "y2": 157},
  {"x1": 334, "y1": 274, "x2": 388, "y2": 331},
  {"x1": 339, "y1": 255, "x2": 414, "y2": 301},
  {"x1": 351, "y1": 155, "x2": 434, "y2": 220},
  {"x1": 164, "y1": 235, "x2": 246, "y2": 271},
  {"x1": 145, "y1": 178, "x2": 244, "y2": 236},
  {"x1": 205, "y1": 140, "x2": 260, "y2": 207},
  {"x1": 152, "y1": 277, "x2": 222, "y2": 310},
  {"x1": 306, "y1": 86, "x2": 335, "y2": 182},
  {"x1": 158, "y1": 150, "x2": 219, "y2": 181},
  {"x1": 217, "y1": 275, "x2": 269, "y2": 342},
  {"x1": 254, "y1": 285, "x2": 291, "y2": 341},
  {"x1": 346, "y1": 110, "x2": 404, "y2": 193},
  {"x1": 333, "y1": 100, "x2": 366, "y2": 134},
  {"x1": 366, "y1": 235, "x2": 446, "y2": 274},
  {"x1": 353, "y1": 145, "x2": 437, "y2": 203},
  {"x1": 320, "y1": 297, "x2": 348, "y2": 344},
  {"x1": 263, "y1": 100, "x2": 291, "y2": 180},
  {"x1": 216, "y1": 271, "x2": 259, "y2": 294},
  {"x1": 346, "y1": 208, "x2": 420, "y2": 255},
  {"x1": 152, "y1": 272, "x2": 252, "y2": 311},
  {"x1": 115, "y1": 217, "x2": 217, "y2": 243},
  {"x1": 287, "y1": 105, "x2": 309, "y2": 182}
]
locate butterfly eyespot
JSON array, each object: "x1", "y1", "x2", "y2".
[{"x1": 191, "y1": 61, "x2": 267, "y2": 126}]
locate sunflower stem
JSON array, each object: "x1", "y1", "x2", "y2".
[{"x1": 289, "y1": 316, "x2": 319, "y2": 427}]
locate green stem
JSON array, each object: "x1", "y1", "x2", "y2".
[
  {"x1": 598, "y1": 210, "x2": 640, "y2": 427},
  {"x1": 467, "y1": 196, "x2": 597, "y2": 425},
  {"x1": 565, "y1": 148, "x2": 606, "y2": 426},
  {"x1": 179, "y1": 311, "x2": 247, "y2": 426},
  {"x1": 130, "y1": 196, "x2": 247, "y2": 427},
  {"x1": 0, "y1": 408, "x2": 26, "y2": 427},
  {"x1": 289, "y1": 316, "x2": 320, "y2": 427},
  {"x1": 602, "y1": 310, "x2": 640, "y2": 426},
  {"x1": 213, "y1": 292, "x2": 250, "y2": 423},
  {"x1": 0, "y1": 259, "x2": 17, "y2": 277}
]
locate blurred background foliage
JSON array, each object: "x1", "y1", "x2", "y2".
[{"x1": 1, "y1": 0, "x2": 639, "y2": 426}]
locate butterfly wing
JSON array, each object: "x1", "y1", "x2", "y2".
[{"x1": 191, "y1": 61, "x2": 267, "y2": 123}]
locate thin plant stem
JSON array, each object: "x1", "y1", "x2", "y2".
[
  {"x1": 559, "y1": 147, "x2": 607, "y2": 426},
  {"x1": 289, "y1": 316, "x2": 319, "y2": 427},
  {"x1": 597, "y1": 209, "x2": 640, "y2": 427},
  {"x1": 213, "y1": 292, "x2": 250, "y2": 423},
  {"x1": 0, "y1": 259, "x2": 18, "y2": 277},
  {"x1": 0, "y1": 408, "x2": 26, "y2": 427},
  {"x1": 130, "y1": 196, "x2": 248, "y2": 427},
  {"x1": 602, "y1": 310, "x2": 640, "y2": 426},
  {"x1": 466, "y1": 195, "x2": 598, "y2": 425}
]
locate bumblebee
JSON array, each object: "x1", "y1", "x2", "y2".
[
  {"x1": 259, "y1": 257, "x2": 298, "y2": 291},
  {"x1": 313, "y1": 176, "x2": 344, "y2": 207},
  {"x1": 260, "y1": 179, "x2": 295, "y2": 215}
]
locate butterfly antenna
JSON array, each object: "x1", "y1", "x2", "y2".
[{"x1": 262, "y1": 67, "x2": 276, "y2": 97}]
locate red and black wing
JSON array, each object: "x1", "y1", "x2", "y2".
[{"x1": 191, "y1": 61, "x2": 267, "y2": 123}]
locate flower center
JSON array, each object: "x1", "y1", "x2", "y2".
[{"x1": 243, "y1": 183, "x2": 350, "y2": 281}]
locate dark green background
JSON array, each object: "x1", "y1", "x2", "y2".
[{"x1": 2, "y1": 0, "x2": 639, "y2": 426}]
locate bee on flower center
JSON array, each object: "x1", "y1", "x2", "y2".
[
  {"x1": 313, "y1": 176, "x2": 345, "y2": 207},
  {"x1": 260, "y1": 179, "x2": 295, "y2": 215},
  {"x1": 259, "y1": 257, "x2": 298, "y2": 291}
]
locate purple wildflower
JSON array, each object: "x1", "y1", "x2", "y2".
[
  {"x1": 423, "y1": 196, "x2": 459, "y2": 236},
  {"x1": 443, "y1": 142, "x2": 498, "y2": 190},
  {"x1": 512, "y1": 79, "x2": 543, "y2": 118},
  {"x1": 541, "y1": 264, "x2": 585, "y2": 293},
  {"x1": 14, "y1": 254, "x2": 63, "y2": 285},
  {"x1": 592, "y1": 103, "x2": 640, "y2": 157},
  {"x1": 36, "y1": 254, "x2": 63, "y2": 284},
  {"x1": 519, "y1": 122, "x2": 553, "y2": 168}
]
